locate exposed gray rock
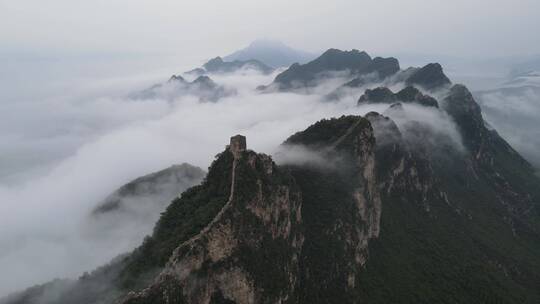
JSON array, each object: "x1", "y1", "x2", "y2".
[{"x1": 121, "y1": 136, "x2": 304, "y2": 304}]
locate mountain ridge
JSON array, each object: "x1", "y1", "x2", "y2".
[
  {"x1": 224, "y1": 39, "x2": 316, "y2": 68},
  {"x1": 4, "y1": 48, "x2": 540, "y2": 304},
  {"x1": 261, "y1": 49, "x2": 400, "y2": 92},
  {"x1": 92, "y1": 163, "x2": 205, "y2": 215}
]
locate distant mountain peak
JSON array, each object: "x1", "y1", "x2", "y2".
[
  {"x1": 247, "y1": 38, "x2": 289, "y2": 49},
  {"x1": 322, "y1": 48, "x2": 369, "y2": 58},
  {"x1": 192, "y1": 75, "x2": 214, "y2": 84},
  {"x1": 406, "y1": 62, "x2": 451, "y2": 90},
  {"x1": 168, "y1": 74, "x2": 186, "y2": 83},
  {"x1": 133, "y1": 74, "x2": 234, "y2": 102},
  {"x1": 224, "y1": 39, "x2": 316, "y2": 68},
  {"x1": 201, "y1": 56, "x2": 274, "y2": 74},
  {"x1": 92, "y1": 163, "x2": 205, "y2": 215},
  {"x1": 263, "y1": 48, "x2": 400, "y2": 91},
  {"x1": 317, "y1": 48, "x2": 372, "y2": 63},
  {"x1": 358, "y1": 86, "x2": 439, "y2": 108}
]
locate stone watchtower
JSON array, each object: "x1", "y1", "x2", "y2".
[{"x1": 229, "y1": 135, "x2": 246, "y2": 158}]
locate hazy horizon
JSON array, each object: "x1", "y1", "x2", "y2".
[{"x1": 2, "y1": 0, "x2": 540, "y2": 57}]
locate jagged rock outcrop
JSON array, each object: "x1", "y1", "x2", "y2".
[
  {"x1": 354, "y1": 88, "x2": 540, "y2": 303},
  {"x1": 443, "y1": 84, "x2": 490, "y2": 154},
  {"x1": 118, "y1": 120, "x2": 387, "y2": 304},
  {"x1": 120, "y1": 135, "x2": 304, "y2": 304},
  {"x1": 365, "y1": 112, "x2": 438, "y2": 211},
  {"x1": 358, "y1": 86, "x2": 439, "y2": 107},
  {"x1": 283, "y1": 116, "x2": 382, "y2": 303}
]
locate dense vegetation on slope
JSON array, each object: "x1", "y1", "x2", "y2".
[
  {"x1": 285, "y1": 115, "x2": 369, "y2": 147},
  {"x1": 122, "y1": 144, "x2": 305, "y2": 304},
  {"x1": 289, "y1": 165, "x2": 358, "y2": 303},
  {"x1": 284, "y1": 116, "x2": 381, "y2": 303},
  {"x1": 358, "y1": 98, "x2": 540, "y2": 303},
  {"x1": 355, "y1": 155, "x2": 540, "y2": 303},
  {"x1": 1, "y1": 153, "x2": 234, "y2": 304},
  {"x1": 116, "y1": 151, "x2": 234, "y2": 290},
  {"x1": 283, "y1": 111, "x2": 540, "y2": 303}
]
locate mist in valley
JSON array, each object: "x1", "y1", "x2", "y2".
[{"x1": 1, "y1": 0, "x2": 540, "y2": 299}]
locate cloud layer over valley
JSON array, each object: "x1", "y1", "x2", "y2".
[
  {"x1": 0, "y1": 59, "x2": 474, "y2": 297},
  {"x1": 10, "y1": 43, "x2": 540, "y2": 304}
]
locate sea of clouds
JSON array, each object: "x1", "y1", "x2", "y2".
[{"x1": 0, "y1": 57, "x2": 493, "y2": 296}]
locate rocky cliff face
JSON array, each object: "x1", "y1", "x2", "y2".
[
  {"x1": 366, "y1": 112, "x2": 438, "y2": 211},
  {"x1": 120, "y1": 136, "x2": 304, "y2": 304},
  {"x1": 357, "y1": 87, "x2": 540, "y2": 303},
  {"x1": 117, "y1": 116, "x2": 385, "y2": 304},
  {"x1": 118, "y1": 118, "x2": 387, "y2": 304},
  {"x1": 282, "y1": 116, "x2": 381, "y2": 303}
]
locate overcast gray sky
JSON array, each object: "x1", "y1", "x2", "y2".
[{"x1": 1, "y1": 0, "x2": 539, "y2": 59}]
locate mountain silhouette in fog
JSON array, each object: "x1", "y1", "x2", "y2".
[{"x1": 224, "y1": 39, "x2": 316, "y2": 68}]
